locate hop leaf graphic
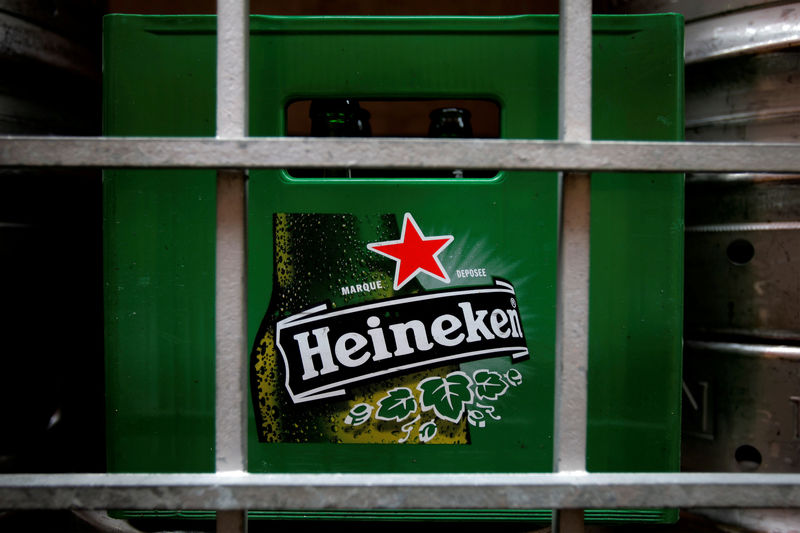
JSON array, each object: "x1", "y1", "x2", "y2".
[
  {"x1": 375, "y1": 387, "x2": 417, "y2": 422},
  {"x1": 417, "y1": 371, "x2": 473, "y2": 423},
  {"x1": 345, "y1": 403, "x2": 374, "y2": 426},
  {"x1": 472, "y1": 370, "x2": 509, "y2": 401},
  {"x1": 467, "y1": 409, "x2": 487, "y2": 428},
  {"x1": 419, "y1": 421, "x2": 438, "y2": 443},
  {"x1": 505, "y1": 368, "x2": 523, "y2": 387}
]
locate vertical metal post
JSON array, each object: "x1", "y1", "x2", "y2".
[
  {"x1": 216, "y1": 0, "x2": 249, "y2": 532},
  {"x1": 553, "y1": 0, "x2": 592, "y2": 532},
  {"x1": 217, "y1": 0, "x2": 250, "y2": 141}
]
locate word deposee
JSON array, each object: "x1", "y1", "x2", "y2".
[
  {"x1": 455, "y1": 268, "x2": 488, "y2": 279},
  {"x1": 275, "y1": 280, "x2": 528, "y2": 403}
]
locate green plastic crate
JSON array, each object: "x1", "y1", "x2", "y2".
[{"x1": 103, "y1": 14, "x2": 684, "y2": 522}]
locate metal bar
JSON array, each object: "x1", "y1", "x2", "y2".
[
  {"x1": 553, "y1": 173, "x2": 591, "y2": 472},
  {"x1": 2, "y1": 137, "x2": 799, "y2": 172},
  {"x1": 214, "y1": 169, "x2": 248, "y2": 476},
  {"x1": 214, "y1": 0, "x2": 249, "y2": 478},
  {"x1": 216, "y1": 0, "x2": 249, "y2": 140},
  {"x1": 2, "y1": 473, "x2": 800, "y2": 510},
  {"x1": 215, "y1": 1, "x2": 249, "y2": 531},
  {"x1": 558, "y1": 0, "x2": 592, "y2": 144},
  {"x1": 554, "y1": 2, "x2": 592, "y2": 531}
]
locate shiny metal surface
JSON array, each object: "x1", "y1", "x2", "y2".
[
  {"x1": 597, "y1": 1, "x2": 800, "y2": 63},
  {"x1": 675, "y1": 2, "x2": 800, "y2": 529},
  {"x1": 0, "y1": 11, "x2": 96, "y2": 77},
  {"x1": 683, "y1": 341, "x2": 800, "y2": 472},
  {"x1": 2, "y1": 136, "x2": 800, "y2": 172},
  {"x1": 597, "y1": 0, "x2": 781, "y2": 22},
  {"x1": 686, "y1": 221, "x2": 800, "y2": 232},
  {"x1": 684, "y1": 227, "x2": 800, "y2": 342},
  {"x1": 0, "y1": 0, "x2": 103, "y2": 42},
  {"x1": 2, "y1": 472, "x2": 800, "y2": 509},
  {"x1": 691, "y1": 509, "x2": 800, "y2": 531},
  {"x1": 0, "y1": 5, "x2": 100, "y2": 136},
  {"x1": 680, "y1": 2, "x2": 800, "y2": 342},
  {"x1": 687, "y1": 173, "x2": 800, "y2": 183},
  {"x1": 686, "y1": 50, "x2": 800, "y2": 142},
  {"x1": 685, "y1": 177, "x2": 800, "y2": 342},
  {"x1": 686, "y1": 3, "x2": 800, "y2": 63}
]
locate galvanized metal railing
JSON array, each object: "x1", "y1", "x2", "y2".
[
  {"x1": 1, "y1": 1, "x2": 800, "y2": 533},
  {"x1": 2, "y1": 137, "x2": 799, "y2": 171},
  {"x1": 552, "y1": 1, "x2": 591, "y2": 530},
  {"x1": 215, "y1": 1, "x2": 249, "y2": 530}
]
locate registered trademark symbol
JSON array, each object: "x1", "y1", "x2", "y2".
[{"x1": 510, "y1": 298, "x2": 517, "y2": 309}]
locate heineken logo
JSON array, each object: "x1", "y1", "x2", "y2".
[
  {"x1": 251, "y1": 211, "x2": 533, "y2": 444},
  {"x1": 276, "y1": 279, "x2": 528, "y2": 403}
]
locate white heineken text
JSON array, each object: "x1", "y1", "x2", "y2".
[{"x1": 293, "y1": 301, "x2": 522, "y2": 380}]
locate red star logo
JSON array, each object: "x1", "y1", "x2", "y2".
[{"x1": 367, "y1": 213, "x2": 454, "y2": 290}]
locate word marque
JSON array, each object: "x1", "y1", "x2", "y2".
[{"x1": 275, "y1": 279, "x2": 528, "y2": 403}]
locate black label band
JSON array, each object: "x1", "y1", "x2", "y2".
[{"x1": 276, "y1": 279, "x2": 528, "y2": 403}]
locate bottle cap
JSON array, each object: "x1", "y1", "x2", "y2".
[{"x1": 429, "y1": 107, "x2": 473, "y2": 138}]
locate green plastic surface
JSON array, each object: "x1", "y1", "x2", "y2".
[{"x1": 103, "y1": 14, "x2": 684, "y2": 522}]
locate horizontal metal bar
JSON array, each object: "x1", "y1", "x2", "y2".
[
  {"x1": 2, "y1": 473, "x2": 800, "y2": 510},
  {"x1": 2, "y1": 137, "x2": 800, "y2": 173}
]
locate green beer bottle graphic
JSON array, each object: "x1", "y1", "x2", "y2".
[{"x1": 250, "y1": 212, "x2": 469, "y2": 444}]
